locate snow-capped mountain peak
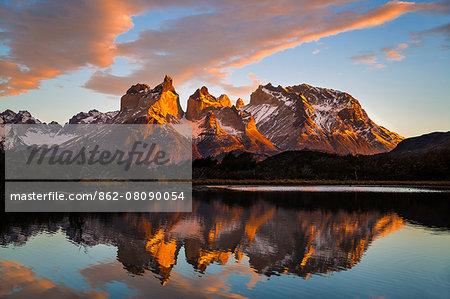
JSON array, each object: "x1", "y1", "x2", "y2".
[{"x1": 244, "y1": 83, "x2": 403, "y2": 154}]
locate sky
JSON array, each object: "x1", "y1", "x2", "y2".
[{"x1": 0, "y1": 0, "x2": 449, "y2": 137}]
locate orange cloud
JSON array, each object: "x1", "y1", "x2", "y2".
[
  {"x1": 0, "y1": 0, "x2": 151, "y2": 96},
  {"x1": 383, "y1": 49, "x2": 405, "y2": 61},
  {"x1": 350, "y1": 53, "x2": 386, "y2": 69},
  {"x1": 0, "y1": 260, "x2": 107, "y2": 298}
]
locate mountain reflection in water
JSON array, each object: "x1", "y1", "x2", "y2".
[{"x1": 1, "y1": 189, "x2": 449, "y2": 297}]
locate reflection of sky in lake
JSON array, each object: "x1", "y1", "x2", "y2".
[
  {"x1": 1, "y1": 190, "x2": 450, "y2": 298},
  {"x1": 2, "y1": 225, "x2": 450, "y2": 298}
]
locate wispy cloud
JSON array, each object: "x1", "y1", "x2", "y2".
[
  {"x1": 350, "y1": 53, "x2": 385, "y2": 69},
  {"x1": 0, "y1": 0, "x2": 446, "y2": 97},
  {"x1": 382, "y1": 49, "x2": 405, "y2": 61},
  {"x1": 382, "y1": 43, "x2": 408, "y2": 61},
  {"x1": 410, "y1": 22, "x2": 450, "y2": 50},
  {"x1": 312, "y1": 49, "x2": 320, "y2": 55},
  {"x1": 352, "y1": 40, "x2": 412, "y2": 68},
  {"x1": 351, "y1": 54, "x2": 377, "y2": 64}
]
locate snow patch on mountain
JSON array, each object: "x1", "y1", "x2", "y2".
[
  {"x1": 261, "y1": 87, "x2": 295, "y2": 107},
  {"x1": 69, "y1": 110, "x2": 119, "y2": 124},
  {"x1": 245, "y1": 104, "x2": 278, "y2": 124},
  {"x1": 217, "y1": 119, "x2": 243, "y2": 137},
  {"x1": 20, "y1": 130, "x2": 76, "y2": 146}
]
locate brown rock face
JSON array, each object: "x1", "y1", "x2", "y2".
[
  {"x1": 236, "y1": 98, "x2": 245, "y2": 109},
  {"x1": 116, "y1": 75, "x2": 183, "y2": 124},
  {"x1": 186, "y1": 87, "x2": 231, "y2": 120},
  {"x1": 190, "y1": 92, "x2": 279, "y2": 158},
  {"x1": 160, "y1": 75, "x2": 175, "y2": 93},
  {"x1": 242, "y1": 114, "x2": 278, "y2": 154},
  {"x1": 120, "y1": 83, "x2": 150, "y2": 110},
  {"x1": 218, "y1": 94, "x2": 232, "y2": 107},
  {"x1": 126, "y1": 83, "x2": 150, "y2": 94},
  {"x1": 147, "y1": 76, "x2": 183, "y2": 122},
  {"x1": 195, "y1": 111, "x2": 245, "y2": 157},
  {"x1": 248, "y1": 84, "x2": 282, "y2": 106}
]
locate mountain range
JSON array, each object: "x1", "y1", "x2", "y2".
[{"x1": 0, "y1": 75, "x2": 433, "y2": 158}]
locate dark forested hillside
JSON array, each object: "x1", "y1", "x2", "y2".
[
  {"x1": 389, "y1": 131, "x2": 450, "y2": 157},
  {"x1": 193, "y1": 131, "x2": 450, "y2": 181},
  {"x1": 193, "y1": 149, "x2": 449, "y2": 181}
]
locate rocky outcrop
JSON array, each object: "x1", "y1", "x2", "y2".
[
  {"x1": 69, "y1": 109, "x2": 118, "y2": 124},
  {"x1": 121, "y1": 83, "x2": 151, "y2": 110},
  {"x1": 186, "y1": 87, "x2": 231, "y2": 120},
  {"x1": 194, "y1": 111, "x2": 245, "y2": 157},
  {"x1": 115, "y1": 75, "x2": 184, "y2": 124},
  {"x1": 188, "y1": 88, "x2": 279, "y2": 158},
  {"x1": 218, "y1": 94, "x2": 232, "y2": 107},
  {"x1": 1, "y1": 109, "x2": 42, "y2": 125},
  {"x1": 236, "y1": 98, "x2": 245, "y2": 109}
]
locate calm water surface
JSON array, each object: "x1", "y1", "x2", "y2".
[{"x1": 1, "y1": 187, "x2": 450, "y2": 298}]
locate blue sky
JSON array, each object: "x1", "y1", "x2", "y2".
[{"x1": 0, "y1": 0, "x2": 449, "y2": 137}]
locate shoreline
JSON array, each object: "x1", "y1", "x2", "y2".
[{"x1": 191, "y1": 179, "x2": 450, "y2": 187}]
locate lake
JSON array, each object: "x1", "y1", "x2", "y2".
[{"x1": 1, "y1": 187, "x2": 450, "y2": 298}]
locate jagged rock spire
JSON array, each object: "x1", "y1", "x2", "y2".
[
  {"x1": 119, "y1": 75, "x2": 183, "y2": 122},
  {"x1": 236, "y1": 98, "x2": 245, "y2": 109},
  {"x1": 186, "y1": 87, "x2": 232, "y2": 120},
  {"x1": 162, "y1": 75, "x2": 175, "y2": 93}
]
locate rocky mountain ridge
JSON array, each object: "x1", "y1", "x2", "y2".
[
  {"x1": 1, "y1": 75, "x2": 406, "y2": 157},
  {"x1": 69, "y1": 109, "x2": 118, "y2": 124},
  {"x1": 246, "y1": 83, "x2": 403, "y2": 154}
]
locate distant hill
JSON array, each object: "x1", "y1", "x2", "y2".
[{"x1": 388, "y1": 131, "x2": 450, "y2": 157}]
